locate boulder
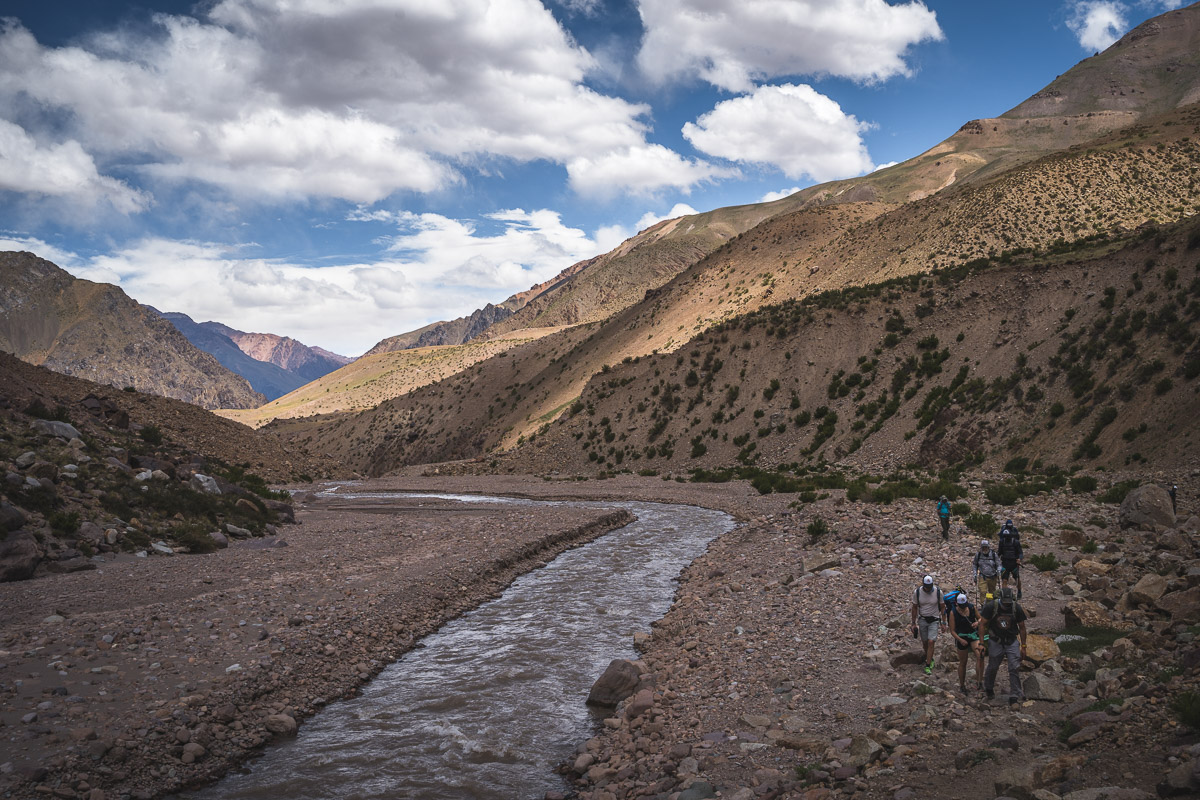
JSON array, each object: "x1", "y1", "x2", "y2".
[
  {"x1": 77, "y1": 521, "x2": 104, "y2": 543},
  {"x1": 0, "y1": 501, "x2": 26, "y2": 532},
  {"x1": 190, "y1": 474, "x2": 221, "y2": 495},
  {"x1": 208, "y1": 531, "x2": 229, "y2": 549},
  {"x1": 15, "y1": 451, "x2": 37, "y2": 468},
  {"x1": 0, "y1": 531, "x2": 41, "y2": 582},
  {"x1": 624, "y1": 688, "x2": 654, "y2": 719},
  {"x1": 1024, "y1": 634, "x2": 1060, "y2": 664},
  {"x1": 1073, "y1": 559, "x2": 1111, "y2": 578},
  {"x1": 1022, "y1": 672, "x2": 1063, "y2": 702},
  {"x1": 1157, "y1": 586, "x2": 1200, "y2": 623},
  {"x1": 1119, "y1": 485, "x2": 1175, "y2": 531},
  {"x1": 31, "y1": 419, "x2": 82, "y2": 440},
  {"x1": 263, "y1": 714, "x2": 297, "y2": 735},
  {"x1": 263, "y1": 498, "x2": 295, "y2": 524},
  {"x1": 225, "y1": 523, "x2": 252, "y2": 538},
  {"x1": 1127, "y1": 573, "x2": 1168, "y2": 606},
  {"x1": 587, "y1": 659, "x2": 641, "y2": 707},
  {"x1": 993, "y1": 764, "x2": 1039, "y2": 800},
  {"x1": 27, "y1": 461, "x2": 59, "y2": 481},
  {"x1": 1060, "y1": 528, "x2": 1088, "y2": 547},
  {"x1": 1063, "y1": 600, "x2": 1133, "y2": 631},
  {"x1": 842, "y1": 735, "x2": 883, "y2": 769}
]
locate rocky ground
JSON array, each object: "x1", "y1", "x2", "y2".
[
  {"x1": 558, "y1": 482, "x2": 1200, "y2": 800},
  {"x1": 0, "y1": 488, "x2": 633, "y2": 800}
]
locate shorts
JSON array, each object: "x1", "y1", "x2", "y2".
[
  {"x1": 955, "y1": 633, "x2": 980, "y2": 652},
  {"x1": 917, "y1": 616, "x2": 940, "y2": 642},
  {"x1": 1002, "y1": 563, "x2": 1020, "y2": 580}
]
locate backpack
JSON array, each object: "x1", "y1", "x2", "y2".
[
  {"x1": 998, "y1": 528, "x2": 1021, "y2": 560},
  {"x1": 990, "y1": 597, "x2": 1019, "y2": 645},
  {"x1": 943, "y1": 587, "x2": 965, "y2": 615}
]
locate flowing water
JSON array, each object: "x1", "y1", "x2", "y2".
[{"x1": 181, "y1": 492, "x2": 734, "y2": 800}]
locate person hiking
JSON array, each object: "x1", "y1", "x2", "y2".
[
  {"x1": 997, "y1": 519, "x2": 1023, "y2": 599},
  {"x1": 980, "y1": 587, "x2": 1028, "y2": 705},
  {"x1": 973, "y1": 538, "x2": 1001, "y2": 602},
  {"x1": 1170, "y1": 484, "x2": 1178, "y2": 515},
  {"x1": 936, "y1": 495, "x2": 951, "y2": 540},
  {"x1": 948, "y1": 592, "x2": 985, "y2": 694},
  {"x1": 910, "y1": 575, "x2": 944, "y2": 675}
]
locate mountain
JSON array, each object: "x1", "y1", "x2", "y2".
[
  {"x1": 158, "y1": 312, "x2": 307, "y2": 401},
  {"x1": 365, "y1": 303, "x2": 515, "y2": 355},
  {"x1": 262, "y1": 1, "x2": 1200, "y2": 477},
  {"x1": 0, "y1": 252, "x2": 265, "y2": 410},
  {"x1": 211, "y1": 326, "x2": 352, "y2": 381}
]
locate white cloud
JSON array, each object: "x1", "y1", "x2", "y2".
[
  {"x1": 873, "y1": 161, "x2": 900, "y2": 172},
  {"x1": 0, "y1": 120, "x2": 149, "y2": 214},
  {"x1": 0, "y1": 234, "x2": 85, "y2": 269},
  {"x1": 637, "y1": 0, "x2": 943, "y2": 92},
  {"x1": 636, "y1": 203, "x2": 698, "y2": 231},
  {"x1": 0, "y1": 1, "x2": 721, "y2": 208},
  {"x1": 683, "y1": 84, "x2": 874, "y2": 182},
  {"x1": 567, "y1": 144, "x2": 736, "y2": 197},
  {"x1": 1067, "y1": 2, "x2": 1128, "y2": 51},
  {"x1": 760, "y1": 187, "x2": 801, "y2": 202}
]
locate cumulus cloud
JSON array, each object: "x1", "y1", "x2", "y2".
[
  {"x1": 0, "y1": 1, "x2": 721, "y2": 208},
  {"x1": 567, "y1": 144, "x2": 736, "y2": 197},
  {"x1": 637, "y1": 0, "x2": 943, "y2": 92},
  {"x1": 760, "y1": 187, "x2": 801, "y2": 203},
  {"x1": 683, "y1": 84, "x2": 874, "y2": 182},
  {"x1": 1067, "y1": 1, "x2": 1128, "y2": 51},
  {"x1": 0, "y1": 120, "x2": 149, "y2": 214},
  {"x1": 635, "y1": 203, "x2": 698, "y2": 231}
]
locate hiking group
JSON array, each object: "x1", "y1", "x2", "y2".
[{"x1": 910, "y1": 506, "x2": 1030, "y2": 705}]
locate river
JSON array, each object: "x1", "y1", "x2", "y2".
[{"x1": 179, "y1": 492, "x2": 734, "y2": 800}]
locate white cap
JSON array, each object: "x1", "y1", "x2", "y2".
[
  {"x1": 980, "y1": 539, "x2": 989, "y2": 547},
  {"x1": 923, "y1": 575, "x2": 933, "y2": 585},
  {"x1": 956, "y1": 594, "x2": 968, "y2": 605}
]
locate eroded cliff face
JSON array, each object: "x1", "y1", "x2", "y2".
[{"x1": 0, "y1": 252, "x2": 265, "y2": 410}]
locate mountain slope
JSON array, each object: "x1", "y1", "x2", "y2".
[
  {"x1": 0, "y1": 253, "x2": 265, "y2": 410},
  {"x1": 159, "y1": 312, "x2": 307, "y2": 401},
  {"x1": 365, "y1": 303, "x2": 514, "y2": 355},
  {"x1": 213, "y1": 325, "x2": 351, "y2": 381}
]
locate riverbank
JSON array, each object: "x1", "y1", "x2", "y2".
[
  {"x1": 559, "y1": 486, "x2": 1200, "y2": 800},
  {"x1": 0, "y1": 488, "x2": 634, "y2": 800}
]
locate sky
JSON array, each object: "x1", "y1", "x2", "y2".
[{"x1": 0, "y1": 0, "x2": 1191, "y2": 356}]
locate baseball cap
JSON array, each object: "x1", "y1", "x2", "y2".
[
  {"x1": 956, "y1": 594, "x2": 968, "y2": 605},
  {"x1": 980, "y1": 539, "x2": 989, "y2": 547},
  {"x1": 923, "y1": 575, "x2": 933, "y2": 585}
]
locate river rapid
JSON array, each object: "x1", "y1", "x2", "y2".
[{"x1": 179, "y1": 492, "x2": 734, "y2": 800}]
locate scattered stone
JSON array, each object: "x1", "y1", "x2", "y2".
[
  {"x1": 587, "y1": 659, "x2": 641, "y2": 707},
  {"x1": 1119, "y1": 485, "x2": 1175, "y2": 531}
]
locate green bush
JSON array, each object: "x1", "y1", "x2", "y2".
[
  {"x1": 1171, "y1": 692, "x2": 1200, "y2": 730},
  {"x1": 174, "y1": 525, "x2": 219, "y2": 554},
  {"x1": 985, "y1": 484, "x2": 1021, "y2": 506},
  {"x1": 1003, "y1": 456, "x2": 1029, "y2": 474},
  {"x1": 1028, "y1": 553, "x2": 1060, "y2": 572},
  {"x1": 965, "y1": 512, "x2": 996, "y2": 535},
  {"x1": 1056, "y1": 626, "x2": 1128, "y2": 657},
  {"x1": 140, "y1": 425, "x2": 163, "y2": 446},
  {"x1": 951, "y1": 502, "x2": 971, "y2": 516},
  {"x1": 48, "y1": 511, "x2": 81, "y2": 537},
  {"x1": 1098, "y1": 480, "x2": 1140, "y2": 504},
  {"x1": 1081, "y1": 539, "x2": 1098, "y2": 554},
  {"x1": 1069, "y1": 475, "x2": 1098, "y2": 494},
  {"x1": 807, "y1": 517, "x2": 830, "y2": 540}
]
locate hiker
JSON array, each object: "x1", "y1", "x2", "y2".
[
  {"x1": 980, "y1": 587, "x2": 1028, "y2": 705},
  {"x1": 973, "y1": 538, "x2": 1001, "y2": 602},
  {"x1": 948, "y1": 592, "x2": 985, "y2": 694},
  {"x1": 910, "y1": 575, "x2": 944, "y2": 675},
  {"x1": 1170, "y1": 484, "x2": 1178, "y2": 515},
  {"x1": 997, "y1": 519, "x2": 1023, "y2": 599},
  {"x1": 936, "y1": 495, "x2": 951, "y2": 540}
]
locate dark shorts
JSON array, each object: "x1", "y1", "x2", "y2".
[
  {"x1": 955, "y1": 633, "x2": 980, "y2": 651},
  {"x1": 1002, "y1": 563, "x2": 1020, "y2": 580}
]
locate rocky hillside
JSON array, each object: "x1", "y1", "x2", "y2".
[
  {"x1": 0, "y1": 253, "x2": 265, "y2": 410},
  {"x1": 213, "y1": 324, "x2": 351, "y2": 380},
  {"x1": 0, "y1": 352, "x2": 339, "y2": 583},
  {"x1": 365, "y1": 303, "x2": 515, "y2": 355}
]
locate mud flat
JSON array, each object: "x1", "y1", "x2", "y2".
[{"x1": 0, "y1": 486, "x2": 633, "y2": 800}]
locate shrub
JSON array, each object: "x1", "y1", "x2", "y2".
[
  {"x1": 1056, "y1": 626, "x2": 1128, "y2": 657},
  {"x1": 965, "y1": 512, "x2": 996, "y2": 535},
  {"x1": 1082, "y1": 539, "x2": 1098, "y2": 554},
  {"x1": 23, "y1": 400, "x2": 71, "y2": 422},
  {"x1": 1003, "y1": 456, "x2": 1029, "y2": 474},
  {"x1": 140, "y1": 424, "x2": 163, "y2": 446},
  {"x1": 985, "y1": 484, "x2": 1021, "y2": 506},
  {"x1": 951, "y1": 502, "x2": 971, "y2": 516},
  {"x1": 1069, "y1": 475, "x2": 1098, "y2": 494},
  {"x1": 807, "y1": 517, "x2": 830, "y2": 540},
  {"x1": 48, "y1": 511, "x2": 81, "y2": 537},
  {"x1": 1171, "y1": 692, "x2": 1200, "y2": 730},
  {"x1": 1028, "y1": 553, "x2": 1060, "y2": 572},
  {"x1": 1098, "y1": 480, "x2": 1140, "y2": 504},
  {"x1": 174, "y1": 525, "x2": 219, "y2": 554}
]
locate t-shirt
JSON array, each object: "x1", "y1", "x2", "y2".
[
  {"x1": 951, "y1": 603, "x2": 978, "y2": 636},
  {"x1": 974, "y1": 549, "x2": 1000, "y2": 577},
  {"x1": 913, "y1": 585, "x2": 943, "y2": 618},
  {"x1": 981, "y1": 599, "x2": 1028, "y2": 643}
]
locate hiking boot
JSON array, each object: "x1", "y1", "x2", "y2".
[
  {"x1": 924, "y1": 663, "x2": 932, "y2": 675},
  {"x1": 985, "y1": 688, "x2": 995, "y2": 700},
  {"x1": 1009, "y1": 696, "x2": 1019, "y2": 706}
]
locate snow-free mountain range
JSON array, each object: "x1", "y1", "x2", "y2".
[{"x1": 2, "y1": 3, "x2": 1200, "y2": 481}]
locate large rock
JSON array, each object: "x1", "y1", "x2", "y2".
[
  {"x1": 31, "y1": 419, "x2": 82, "y2": 440},
  {"x1": 190, "y1": 474, "x2": 221, "y2": 495},
  {"x1": 842, "y1": 735, "x2": 883, "y2": 769},
  {"x1": 263, "y1": 714, "x2": 297, "y2": 736},
  {"x1": 1024, "y1": 634, "x2": 1060, "y2": 664},
  {"x1": 1119, "y1": 485, "x2": 1175, "y2": 531},
  {"x1": 0, "y1": 531, "x2": 41, "y2": 582},
  {"x1": 0, "y1": 502, "x2": 26, "y2": 532},
  {"x1": 1063, "y1": 600, "x2": 1133, "y2": 630},
  {"x1": 263, "y1": 498, "x2": 295, "y2": 524},
  {"x1": 587, "y1": 659, "x2": 641, "y2": 707},
  {"x1": 1127, "y1": 573, "x2": 1169, "y2": 606},
  {"x1": 1023, "y1": 672, "x2": 1063, "y2": 702},
  {"x1": 1157, "y1": 586, "x2": 1200, "y2": 623}
]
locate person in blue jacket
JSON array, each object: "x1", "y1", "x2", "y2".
[{"x1": 936, "y1": 495, "x2": 951, "y2": 540}]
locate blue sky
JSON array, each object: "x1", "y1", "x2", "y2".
[{"x1": 0, "y1": 0, "x2": 1188, "y2": 355}]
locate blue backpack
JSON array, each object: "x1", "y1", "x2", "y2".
[{"x1": 943, "y1": 587, "x2": 966, "y2": 615}]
